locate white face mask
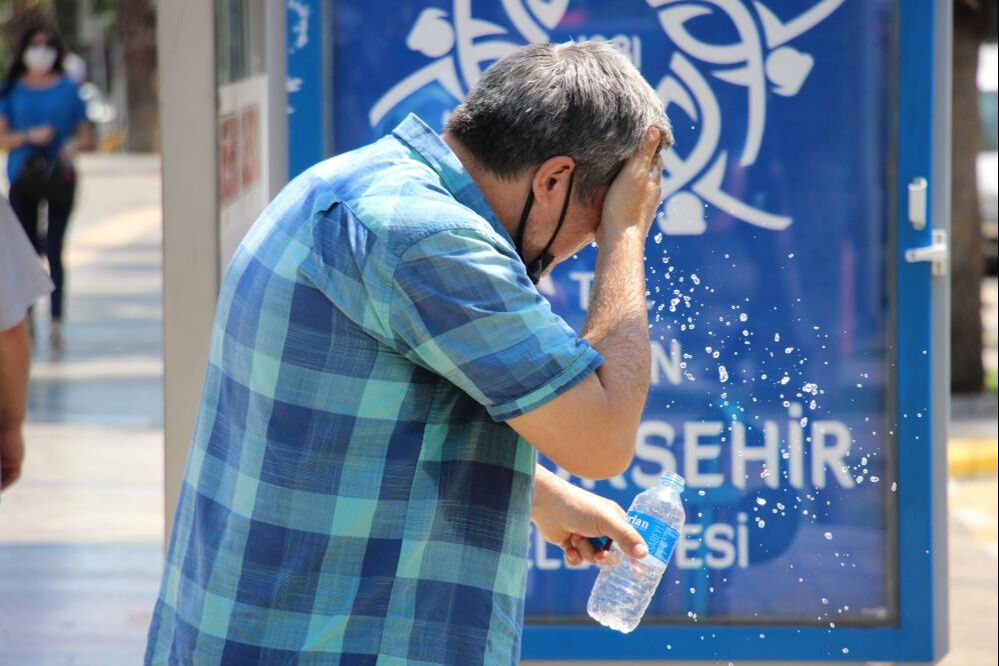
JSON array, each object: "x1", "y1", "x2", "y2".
[{"x1": 23, "y1": 45, "x2": 58, "y2": 74}]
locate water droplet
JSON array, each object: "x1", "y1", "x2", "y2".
[
  {"x1": 824, "y1": 532, "x2": 833, "y2": 540},
  {"x1": 756, "y1": 497, "x2": 767, "y2": 506},
  {"x1": 718, "y1": 365, "x2": 729, "y2": 383},
  {"x1": 653, "y1": 232, "x2": 663, "y2": 244}
]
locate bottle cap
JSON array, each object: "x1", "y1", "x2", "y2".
[{"x1": 660, "y1": 472, "x2": 685, "y2": 492}]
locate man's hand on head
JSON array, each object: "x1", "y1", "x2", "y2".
[
  {"x1": 597, "y1": 126, "x2": 665, "y2": 248},
  {"x1": 507, "y1": 129, "x2": 665, "y2": 480}
]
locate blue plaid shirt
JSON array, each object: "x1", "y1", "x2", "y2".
[{"x1": 146, "y1": 114, "x2": 602, "y2": 665}]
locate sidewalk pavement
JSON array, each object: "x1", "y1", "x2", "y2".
[
  {"x1": 0, "y1": 154, "x2": 996, "y2": 664},
  {"x1": 1, "y1": 154, "x2": 163, "y2": 665},
  {"x1": 949, "y1": 393, "x2": 999, "y2": 478},
  {"x1": 23, "y1": 153, "x2": 163, "y2": 428},
  {"x1": 0, "y1": 423, "x2": 162, "y2": 665}
]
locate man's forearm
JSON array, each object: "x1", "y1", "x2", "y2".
[
  {"x1": 531, "y1": 464, "x2": 562, "y2": 520},
  {"x1": 582, "y1": 228, "x2": 651, "y2": 435},
  {"x1": 0, "y1": 320, "x2": 31, "y2": 431},
  {"x1": 0, "y1": 320, "x2": 31, "y2": 490}
]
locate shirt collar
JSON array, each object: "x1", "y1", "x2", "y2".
[{"x1": 391, "y1": 114, "x2": 514, "y2": 248}]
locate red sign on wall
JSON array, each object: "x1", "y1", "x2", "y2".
[
  {"x1": 218, "y1": 104, "x2": 261, "y2": 206},
  {"x1": 241, "y1": 106, "x2": 260, "y2": 189}
]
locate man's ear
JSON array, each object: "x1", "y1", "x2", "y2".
[{"x1": 531, "y1": 156, "x2": 575, "y2": 206}]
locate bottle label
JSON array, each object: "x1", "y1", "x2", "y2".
[{"x1": 627, "y1": 511, "x2": 680, "y2": 564}]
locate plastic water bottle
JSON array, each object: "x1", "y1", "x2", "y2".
[{"x1": 586, "y1": 473, "x2": 686, "y2": 633}]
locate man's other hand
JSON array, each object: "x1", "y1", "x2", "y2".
[{"x1": 531, "y1": 466, "x2": 647, "y2": 567}]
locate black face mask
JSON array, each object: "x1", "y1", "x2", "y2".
[{"x1": 514, "y1": 172, "x2": 575, "y2": 284}]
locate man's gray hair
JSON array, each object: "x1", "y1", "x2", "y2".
[{"x1": 445, "y1": 41, "x2": 673, "y2": 204}]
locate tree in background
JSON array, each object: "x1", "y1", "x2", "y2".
[
  {"x1": 115, "y1": 0, "x2": 156, "y2": 151},
  {"x1": 1, "y1": 0, "x2": 157, "y2": 153},
  {"x1": 0, "y1": 0, "x2": 87, "y2": 75},
  {"x1": 951, "y1": 0, "x2": 996, "y2": 393},
  {"x1": 0, "y1": 0, "x2": 53, "y2": 67}
]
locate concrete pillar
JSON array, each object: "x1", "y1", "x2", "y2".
[
  {"x1": 157, "y1": 0, "x2": 218, "y2": 544},
  {"x1": 157, "y1": 0, "x2": 287, "y2": 542}
]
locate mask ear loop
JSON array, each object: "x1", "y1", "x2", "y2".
[
  {"x1": 514, "y1": 171, "x2": 575, "y2": 284},
  {"x1": 514, "y1": 189, "x2": 535, "y2": 264},
  {"x1": 537, "y1": 172, "x2": 574, "y2": 262}
]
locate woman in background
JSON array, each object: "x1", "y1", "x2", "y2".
[{"x1": 0, "y1": 24, "x2": 91, "y2": 348}]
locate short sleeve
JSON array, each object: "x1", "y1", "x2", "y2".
[
  {"x1": 0, "y1": 198, "x2": 53, "y2": 331},
  {"x1": 390, "y1": 227, "x2": 602, "y2": 421},
  {"x1": 70, "y1": 83, "x2": 87, "y2": 126}
]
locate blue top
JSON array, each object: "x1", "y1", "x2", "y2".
[
  {"x1": 144, "y1": 114, "x2": 602, "y2": 665},
  {"x1": 0, "y1": 76, "x2": 87, "y2": 183}
]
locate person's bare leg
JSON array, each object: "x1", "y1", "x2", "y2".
[{"x1": 0, "y1": 318, "x2": 31, "y2": 490}]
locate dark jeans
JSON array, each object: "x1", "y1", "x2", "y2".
[{"x1": 8, "y1": 174, "x2": 76, "y2": 321}]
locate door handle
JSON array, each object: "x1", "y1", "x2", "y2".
[{"x1": 904, "y1": 229, "x2": 948, "y2": 276}]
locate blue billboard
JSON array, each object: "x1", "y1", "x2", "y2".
[{"x1": 291, "y1": 0, "x2": 947, "y2": 661}]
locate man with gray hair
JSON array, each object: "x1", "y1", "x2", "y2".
[{"x1": 146, "y1": 41, "x2": 672, "y2": 665}]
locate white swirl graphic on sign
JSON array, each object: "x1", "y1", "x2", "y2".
[{"x1": 369, "y1": 0, "x2": 844, "y2": 236}]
